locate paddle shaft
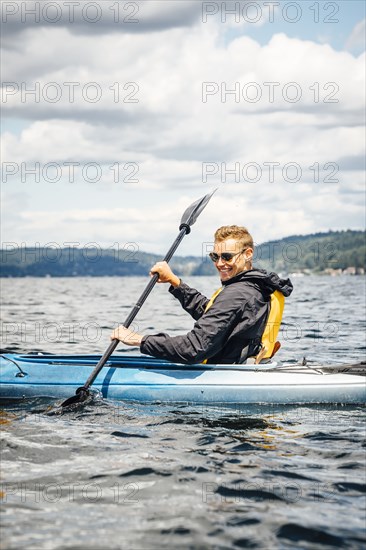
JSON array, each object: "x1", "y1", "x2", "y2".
[{"x1": 81, "y1": 226, "x2": 188, "y2": 390}]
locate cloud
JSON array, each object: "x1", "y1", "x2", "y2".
[
  {"x1": 2, "y1": 30, "x2": 364, "y2": 125},
  {"x1": 1, "y1": 5, "x2": 365, "y2": 253},
  {"x1": 1, "y1": 0, "x2": 271, "y2": 41},
  {"x1": 0, "y1": 0, "x2": 203, "y2": 39},
  {"x1": 2, "y1": 31, "x2": 364, "y2": 158}
]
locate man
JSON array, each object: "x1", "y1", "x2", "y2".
[{"x1": 111, "y1": 225, "x2": 293, "y2": 364}]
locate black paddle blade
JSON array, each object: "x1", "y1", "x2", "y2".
[
  {"x1": 61, "y1": 387, "x2": 89, "y2": 407},
  {"x1": 179, "y1": 189, "x2": 216, "y2": 232}
]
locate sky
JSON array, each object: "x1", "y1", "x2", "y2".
[{"x1": 1, "y1": 0, "x2": 365, "y2": 257}]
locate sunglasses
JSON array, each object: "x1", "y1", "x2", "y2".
[{"x1": 209, "y1": 250, "x2": 246, "y2": 263}]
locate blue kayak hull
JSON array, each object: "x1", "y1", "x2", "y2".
[{"x1": 0, "y1": 354, "x2": 365, "y2": 404}]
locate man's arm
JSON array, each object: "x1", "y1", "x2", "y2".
[
  {"x1": 169, "y1": 282, "x2": 209, "y2": 320},
  {"x1": 140, "y1": 286, "x2": 255, "y2": 363},
  {"x1": 110, "y1": 261, "x2": 210, "y2": 348},
  {"x1": 151, "y1": 261, "x2": 209, "y2": 320}
]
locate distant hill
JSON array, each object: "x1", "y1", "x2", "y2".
[
  {"x1": 1, "y1": 230, "x2": 365, "y2": 277},
  {"x1": 254, "y1": 230, "x2": 365, "y2": 274}
]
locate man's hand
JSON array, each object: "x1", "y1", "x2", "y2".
[
  {"x1": 150, "y1": 261, "x2": 180, "y2": 287},
  {"x1": 111, "y1": 325, "x2": 143, "y2": 346}
]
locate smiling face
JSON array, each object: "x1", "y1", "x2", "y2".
[{"x1": 213, "y1": 238, "x2": 253, "y2": 282}]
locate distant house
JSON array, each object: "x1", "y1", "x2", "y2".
[
  {"x1": 323, "y1": 268, "x2": 343, "y2": 276},
  {"x1": 343, "y1": 267, "x2": 357, "y2": 275}
]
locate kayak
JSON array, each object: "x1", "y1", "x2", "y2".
[{"x1": 1, "y1": 353, "x2": 365, "y2": 405}]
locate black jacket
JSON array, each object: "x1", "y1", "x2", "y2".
[{"x1": 140, "y1": 269, "x2": 293, "y2": 364}]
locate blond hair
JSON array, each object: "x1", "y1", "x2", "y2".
[{"x1": 214, "y1": 225, "x2": 254, "y2": 250}]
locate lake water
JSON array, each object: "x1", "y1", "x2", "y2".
[{"x1": 1, "y1": 276, "x2": 365, "y2": 549}]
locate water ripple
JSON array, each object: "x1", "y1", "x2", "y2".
[{"x1": 1, "y1": 276, "x2": 366, "y2": 549}]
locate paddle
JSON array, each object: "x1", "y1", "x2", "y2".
[{"x1": 61, "y1": 189, "x2": 216, "y2": 407}]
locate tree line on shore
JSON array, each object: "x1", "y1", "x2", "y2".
[{"x1": 1, "y1": 230, "x2": 365, "y2": 277}]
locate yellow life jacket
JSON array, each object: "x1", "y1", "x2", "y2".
[
  {"x1": 201, "y1": 287, "x2": 223, "y2": 364},
  {"x1": 204, "y1": 287, "x2": 223, "y2": 313},
  {"x1": 259, "y1": 290, "x2": 285, "y2": 360}
]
